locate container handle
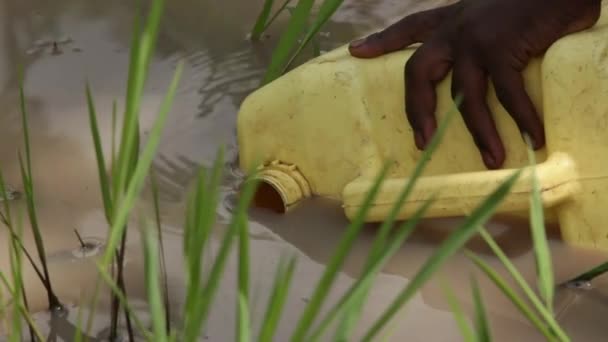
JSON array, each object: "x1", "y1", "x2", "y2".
[{"x1": 342, "y1": 152, "x2": 580, "y2": 221}]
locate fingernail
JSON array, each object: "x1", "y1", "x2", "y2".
[
  {"x1": 481, "y1": 150, "x2": 497, "y2": 169},
  {"x1": 419, "y1": 120, "x2": 436, "y2": 149},
  {"x1": 414, "y1": 131, "x2": 426, "y2": 150},
  {"x1": 349, "y1": 38, "x2": 366, "y2": 48}
]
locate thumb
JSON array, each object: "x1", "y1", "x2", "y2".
[{"x1": 349, "y1": 5, "x2": 456, "y2": 58}]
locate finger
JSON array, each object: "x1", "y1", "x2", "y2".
[
  {"x1": 489, "y1": 66, "x2": 545, "y2": 149},
  {"x1": 404, "y1": 40, "x2": 453, "y2": 149},
  {"x1": 349, "y1": 4, "x2": 457, "y2": 58},
  {"x1": 451, "y1": 56, "x2": 505, "y2": 169}
]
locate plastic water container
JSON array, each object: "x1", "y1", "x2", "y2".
[{"x1": 237, "y1": 5, "x2": 608, "y2": 251}]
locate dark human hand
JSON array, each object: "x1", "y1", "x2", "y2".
[{"x1": 349, "y1": 0, "x2": 601, "y2": 168}]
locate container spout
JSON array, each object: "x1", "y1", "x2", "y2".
[{"x1": 251, "y1": 161, "x2": 311, "y2": 213}]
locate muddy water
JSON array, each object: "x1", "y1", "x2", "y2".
[{"x1": 0, "y1": 0, "x2": 607, "y2": 341}]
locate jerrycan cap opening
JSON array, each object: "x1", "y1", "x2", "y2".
[{"x1": 251, "y1": 161, "x2": 311, "y2": 213}]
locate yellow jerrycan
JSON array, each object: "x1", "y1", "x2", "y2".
[{"x1": 237, "y1": 4, "x2": 608, "y2": 251}]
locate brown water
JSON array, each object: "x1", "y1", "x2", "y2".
[{"x1": 0, "y1": 0, "x2": 607, "y2": 340}]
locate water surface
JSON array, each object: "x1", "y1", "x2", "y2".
[{"x1": 0, "y1": 0, "x2": 607, "y2": 340}]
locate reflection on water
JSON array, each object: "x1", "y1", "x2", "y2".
[{"x1": 0, "y1": 0, "x2": 607, "y2": 340}]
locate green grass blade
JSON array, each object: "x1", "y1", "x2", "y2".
[
  {"x1": 111, "y1": 100, "x2": 118, "y2": 174},
  {"x1": 251, "y1": 0, "x2": 276, "y2": 40},
  {"x1": 182, "y1": 174, "x2": 197, "y2": 255},
  {"x1": 0, "y1": 171, "x2": 46, "y2": 285},
  {"x1": 283, "y1": 0, "x2": 345, "y2": 71},
  {"x1": 178, "y1": 148, "x2": 232, "y2": 338},
  {"x1": 183, "y1": 168, "x2": 206, "y2": 302},
  {"x1": 470, "y1": 276, "x2": 491, "y2": 342},
  {"x1": 477, "y1": 228, "x2": 568, "y2": 341},
  {"x1": 0, "y1": 284, "x2": 4, "y2": 322},
  {"x1": 19, "y1": 281, "x2": 34, "y2": 342},
  {"x1": 182, "y1": 167, "x2": 211, "y2": 338},
  {"x1": 183, "y1": 167, "x2": 204, "y2": 259},
  {"x1": 111, "y1": 5, "x2": 142, "y2": 200},
  {"x1": 18, "y1": 79, "x2": 62, "y2": 310},
  {"x1": 333, "y1": 298, "x2": 359, "y2": 342},
  {"x1": 198, "y1": 149, "x2": 224, "y2": 263},
  {"x1": 99, "y1": 56, "x2": 180, "y2": 337},
  {"x1": 73, "y1": 294, "x2": 85, "y2": 342},
  {"x1": 84, "y1": 277, "x2": 104, "y2": 340},
  {"x1": 86, "y1": 0, "x2": 170, "y2": 336},
  {"x1": 184, "y1": 150, "x2": 224, "y2": 321},
  {"x1": 362, "y1": 169, "x2": 522, "y2": 341},
  {"x1": 127, "y1": 118, "x2": 141, "y2": 192},
  {"x1": 308, "y1": 198, "x2": 436, "y2": 341},
  {"x1": 0, "y1": 170, "x2": 48, "y2": 289},
  {"x1": 262, "y1": 0, "x2": 315, "y2": 84},
  {"x1": 150, "y1": 171, "x2": 171, "y2": 333},
  {"x1": 465, "y1": 251, "x2": 558, "y2": 341},
  {"x1": 0, "y1": 169, "x2": 13, "y2": 225},
  {"x1": 290, "y1": 162, "x2": 391, "y2": 342},
  {"x1": 183, "y1": 170, "x2": 260, "y2": 340},
  {"x1": 18, "y1": 77, "x2": 33, "y2": 184},
  {"x1": 238, "y1": 292, "x2": 251, "y2": 342},
  {"x1": 112, "y1": 0, "x2": 164, "y2": 202},
  {"x1": 142, "y1": 223, "x2": 168, "y2": 342},
  {"x1": 18, "y1": 153, "x2": 61, "y2": 310},
  {"x1": 565, "y1": 260, "x2": 608, "y2": 284},
  {"x1": 364, "y1": 97, "x2": 460, "y2": 269},
  {"x1": 0, "y1": 285, "x2": 5, "y2": 334},
  {"x1": 258, "y1": 255, "x2": 297, "y2": 342},
  {"x1": 86, "y1": 82, "x2": 113, "y2": 222},
  {"x1": 94, "y1": 262, "x2": 151, "y2": 339},
  {"x1": 101, "y1": 61, "x2": 183, "y2": 268},
  {"x1": 1, "y1": 270, "x2": 19, "y2": 342},
  {"x1": 261, "y1": 0, "x2": 293, "y2": 33},
  {"x1": 3, "y1": 210, "x2": 44, "y2": 342},
  {"x1": 7, "y1": 209, "x2": 22, "y2": 342},
  {"x1": 439, "y1": 279, "x2": 475, "y2": 342},
  {"x1": 238, "y1": 174, "x2": 250, "y2": 342},
  {"x1": 526, "y1": 139, "x2": 554, "y2": 314},
  {"x1": 6, "y1": 279, "x2": 18, "y2": 342}
]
